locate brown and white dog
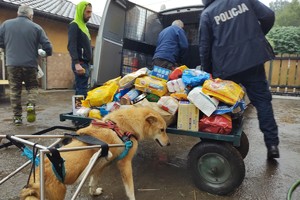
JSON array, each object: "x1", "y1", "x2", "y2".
[{"x1": 20, "y1": 107, "x2": 170, "y2": 200}]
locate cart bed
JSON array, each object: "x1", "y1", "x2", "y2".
[{"x1": 60, "y1": 112, "x2": 244, "y2": 147}]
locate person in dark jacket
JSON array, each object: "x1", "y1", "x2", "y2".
[
  {"x1": 152, "y1": 20, "x2": 189, "y2": 70},
  {"x1": 68, "y1": 1, "x2": 92, "y2": 97},
  {"x1": 199, "y1": 0, "x2": 280, "y2": 159},
  {"x1": 0, "y1": 5, "x2": 52, "y2": 125}
]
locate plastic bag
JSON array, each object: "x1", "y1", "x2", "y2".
[
  {"x1": 202, "y1": 78, "x2": 244, "y2": 105},
  {"x1": 199, "y1": 114, "x2": 232, "y2": 134},
  {"x1": 213, "y1": 100, "x2": 247, "y2": 115},
  {"x1": 82, "y1": 77, "x2": 121, "y2": 107},
  {"x1": 182, "y1": 69, "x2": 210, "y2": 87},
  {"x1": 75, "y1": 107, "x2": 91, "y2": 117},
  {"x1": 37, "y1": 65, "x2": 44, "y2": 79},
  {"x1": 88, "y1": 109, "x2": 102, "y2": 119}
]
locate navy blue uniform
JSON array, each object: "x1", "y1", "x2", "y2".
[
  {"x1": 153, "y1": 25, "x2": 188, "y2": 69},
  {"x1": 199, "y1": 0, "x2": 279, "y2": 153}
]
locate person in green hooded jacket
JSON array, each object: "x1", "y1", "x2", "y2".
[{"x1": 67, "y1": 1, "x2": 92, "y2": 97}]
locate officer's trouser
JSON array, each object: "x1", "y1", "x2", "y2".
[{"x1": 227, "y1": 64, "x2": 279, "y2": 148}]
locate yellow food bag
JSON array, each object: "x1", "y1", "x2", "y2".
[
  {"x1": 88, "y1": 109, "x2": 102, "y2": 119},
  {"x1": 202, "y1": 78, "x2": 244, "y2": 105},
  {"x1": 170, "y1": 92, "x2": 188, "y2": 101},
  {"x1": 82, "y1": 77, "x2": 121, "y2": 107},
  {"x1": 134, "y1": 76, "x2": 168, "y2": 97}
]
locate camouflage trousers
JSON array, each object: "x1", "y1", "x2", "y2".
[{"x1": 7, "y1": 66, "x2": 38, "y2": 117}]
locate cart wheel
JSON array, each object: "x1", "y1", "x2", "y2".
[
  {"x1": 188, "y1": 141, "x2": 245, "y2": 195},
  {"x1": 234, "y1": 132, "x2": 249, "y2": 159}
]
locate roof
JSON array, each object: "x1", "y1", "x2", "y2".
[{"x1": 0, "y1": 0, "x2": 101, "y2": 30}]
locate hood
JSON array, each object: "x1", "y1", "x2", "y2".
[{"x1": 71, "y1": 1, "x2": 91, "y2": 39}]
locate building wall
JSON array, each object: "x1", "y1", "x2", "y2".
[{"x1": 0, "y1": 8, "x2": 98, "y2": 89}]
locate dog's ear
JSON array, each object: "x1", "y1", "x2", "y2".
[{"x1": 145, "y1": 113, "x2": 158, "y2": 124}]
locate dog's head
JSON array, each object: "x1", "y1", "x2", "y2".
[{"x1": 142, "y1": 109, "x2": 170, "y2": 147}]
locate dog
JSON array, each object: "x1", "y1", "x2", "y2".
[{"x1": 20, "y1": 107, "x2": 170, "y2": 200}]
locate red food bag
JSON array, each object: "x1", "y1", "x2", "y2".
[
  {"x1": 169, "y1": 65, "x2": 188, "y2": 80},
  {"x1": 198, "y1": 114, "x2": 232, "y2": 134}
]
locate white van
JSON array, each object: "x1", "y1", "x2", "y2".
[{"x1": 91, "y1": 0, "x2": 204, "y2": 86}]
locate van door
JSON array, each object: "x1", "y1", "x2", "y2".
[
  {"x1": 91, "y1": 0, "x2": 126, "y2": 86},
  {"x1": 91, "y1": 0, "x2": 161, "y2": 86}
]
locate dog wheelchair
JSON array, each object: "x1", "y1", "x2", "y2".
[
  {"x1": 59, "y1": 112, "x2": 248, "y2": 196},
  {"x1": 0, "y1": 126, "x2": 126, "y2": 200},
  {"x1": 0, "y1": 111, "x2": 248, "y2": 198}
]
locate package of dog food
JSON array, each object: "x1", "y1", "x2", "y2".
[
  {"x1": 150, "y1": 65, "x2": 172, "y2": 82},
  {"x1": 198, "y1": 114, "x2": 232, "y2": 134},
  {"x1": 169, "y1": 65, "x2": 189, "y2": 80},
  {"x1": 146, "y1": 93, "x2": 160, "y2": 102},
  {"x1": 170, "y1": 92, "x2": 188, "y2": 101},
  {"x1": 119, "y1": 67, "x2": 149, "y2": 89},
  {"x1": 157, "y1": 96, "x2": 179, "y2": 115},
  {"x1": 177, "y1": 101, "x2": 199, "y2": 131},
  {"x1": 134, "y1": 76, "x2": 168, "y2": 97},
  {"x1": 166, "y1": 78, "x2": 185, "y2": 93},
  {"x1": 202, "y1": 78, "x2": 244, "y2": 105},
  {"x1": 187, "y1": 86, "x2": 219, "y2": 117}
]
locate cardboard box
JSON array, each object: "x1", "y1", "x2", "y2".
[
  {"x1": 177, "y1": 101, "x2": 199, "y2": 131},
  {"x1": 72, "y1": 95, "x2": 84, "y2": 115},
  {"x1": 187, "y1": 86, "x2": 219, "y2": 117}
]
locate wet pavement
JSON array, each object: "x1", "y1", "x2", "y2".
[{"x1": 0, "y1": 90, "x2": 300, "y2": 200}]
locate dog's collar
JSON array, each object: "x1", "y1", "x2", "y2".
[{"x1": 91, "y1": 119, "x2": 138, "y2": 141}]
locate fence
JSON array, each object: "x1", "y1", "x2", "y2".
[{"x1": 265, "y1": 54, "x2": 300, "y2": 96}]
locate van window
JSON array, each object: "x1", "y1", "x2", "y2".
[{"x1": 122, "y1": 4, "x2": 162, "y2": 75}]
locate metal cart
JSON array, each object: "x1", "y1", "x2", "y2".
[{"x1": 60, "y1": 112, "x2": 249, "y2": 195}]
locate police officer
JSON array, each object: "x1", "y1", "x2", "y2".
[{"x1": 199, "y1": 0, "x2": 279, "y2": 159}]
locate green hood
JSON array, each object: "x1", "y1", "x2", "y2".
[{"x1": 71, "y1": 1, "x2": 91, "y2": 39}]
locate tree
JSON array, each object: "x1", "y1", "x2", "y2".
[
  {"x1": 273, "y1": 0, "x2": 300, "y2": 26},
  {"x1": 269, "y1": 0, "x2": 290, "y2": 11}
]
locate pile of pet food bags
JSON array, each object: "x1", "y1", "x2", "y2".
[{"x1": 75, "y1": 65, "x2": 248, "y2": 135}]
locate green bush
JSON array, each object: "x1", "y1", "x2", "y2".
[{"x1": 267, "y1": 26, "x2": 300, "y2": 54}]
